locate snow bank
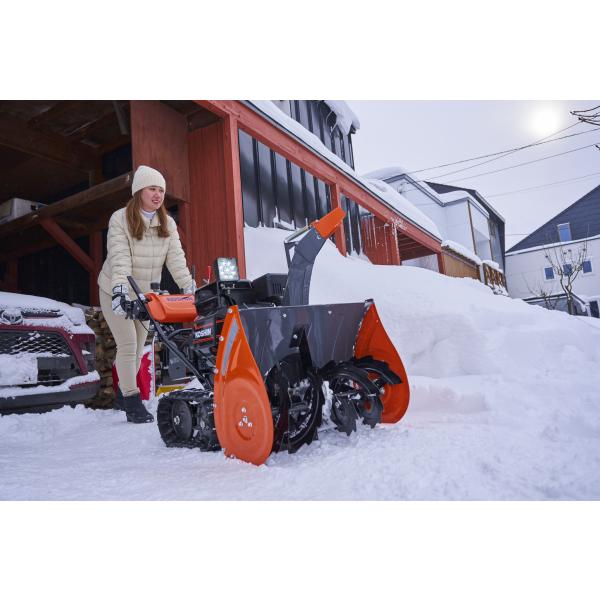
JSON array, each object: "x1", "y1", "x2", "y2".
[{"x1": 2, "y1": 226, "x2": 600, "y2": 500}]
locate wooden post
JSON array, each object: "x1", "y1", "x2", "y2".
[
  {"x1": 221, "y1": 114, "x2": 247, "y2": 278},
  {"x1": 437, "y1": 252, "x2": 446, "y2": 274},
  {"x1": 329, "y1": 183, "x2": 347, "y2": 256},
  {"x1": 89, "y1": 230, "x2": 103, "y2": 306}
]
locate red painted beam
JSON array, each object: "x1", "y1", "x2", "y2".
[
  {"x1": 221, "y1": 114, "x2": 247, "y2": 278},
  {"x1": 195, "y1": 101, "x2": 441, "y2": 257},
  {"x1": 329, "y1": 183, "x2": 347, "y2": 256},
  {"x1": 40, "y1": 218, "x2": 94, "y2": 273}
]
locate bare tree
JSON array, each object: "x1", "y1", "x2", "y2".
[
  {"x1": 543, "y1": 239, "x2": 589, "y2": 315},
  {"x1": 523, "y1": 275, "x2": 560, "y2": 311},
  {"x1": 571, "y1": 105, "x2": 600, "y2": 126}
]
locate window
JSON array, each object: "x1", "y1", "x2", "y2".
[
  {"x1": 544, "y1": 267, "x2": 554, "y2": 280},
  {"x1": 583, "y1": 259, "x2": 593, "y2": 274},
  {"x1": 590, "y1": 300, "x2": 599, "y2": 318},
  {"x1": 563, "y1": 263, "x2": 573, "y2": 276},
  {"x1": 557, "y1": 223, "x2": 572, "y2": 242}
]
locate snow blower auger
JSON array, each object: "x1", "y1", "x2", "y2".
[{"x1": 125, "y1": 207, "x2": 409, "y2": 466}]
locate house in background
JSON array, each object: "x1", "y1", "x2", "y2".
[
  {"x1": 363, "y1": 167, "x2": 507, "y2": 292},
  {"x1": 505, "y1": 183, "x2": 600, "y2": 318}
]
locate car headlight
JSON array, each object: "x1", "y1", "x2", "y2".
[{"x1": 215, "y1": 257, "x2": 239, "y2": 282}]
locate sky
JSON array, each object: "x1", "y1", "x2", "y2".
[{"x1": 348, "y1": 101, "x2": 600, "y2": 249}]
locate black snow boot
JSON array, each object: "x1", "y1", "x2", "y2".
[
  {"x1": 113, "y1": 387, "x2": 125, "y2": 411},
  {"x1": 123, "y1": 392, "x2": 154, "y2": 424}
]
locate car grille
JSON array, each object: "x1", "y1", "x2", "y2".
[{"x1": 0, "y1": 330, "x2": 72, "y2": 356}]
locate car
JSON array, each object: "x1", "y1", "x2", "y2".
[{"x1": 0, "y1": 291, "x2": 100, "y2": 414}]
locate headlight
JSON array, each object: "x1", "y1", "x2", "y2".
[{"x1": 215, "y1": 257, "x2": 239, "y2": 282}]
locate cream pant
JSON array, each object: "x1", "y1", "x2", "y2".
[{"x1": 99, "y1": 289, "x2": 150, "y2": 397}]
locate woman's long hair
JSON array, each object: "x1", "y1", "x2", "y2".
[{"x1": 125, "y1": 191, "x2": 170, "y2": 240}]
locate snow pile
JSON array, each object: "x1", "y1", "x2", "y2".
[
  {"x1": 2, "y1": 226, "x2": 600, "y2": 500},
  {"x1": 442, "y1": 239, "x2": 482, "y2": 265}
]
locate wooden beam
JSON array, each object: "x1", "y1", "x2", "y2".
[
  {"x1": 0, "y1": 112, "x2": 100, "y2": 173},
  {"x1": 187, "y1": 109, "x2": 221, "y2": 132},
  {"x1": 26, "y1": 101, "x2": 81, "y2": 128},
  {"x1": 0, "y1": 172, "x2": 132, "y2": 238},
  {"x1": 39, "y1": 218, "x2": 94, "y2": 273},
  {"x1": 329, "y1": 183, "x2": 347, "y2": 256}
]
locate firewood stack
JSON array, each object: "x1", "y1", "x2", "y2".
[{"x1": 83, "y1": 308, "x2": 155, "y2": 408}]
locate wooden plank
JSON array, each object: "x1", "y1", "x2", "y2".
[
  {"x1": 0, "y1": 112, "x2": 100, "y2": 172},
  {"x1": 130, "y1": 101, "x2": 190, "y2": 203},
  {"x1": 39, "y1": 218, "x2": 94, "y2": 273}
]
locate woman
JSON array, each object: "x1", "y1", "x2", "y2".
[{"x1": 98, "y1": 165, "x2": 194, "y2": 423}]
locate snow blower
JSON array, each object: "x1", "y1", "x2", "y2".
[{"x1": 125, "y1": 207, "x2": 410, "y2": 465}]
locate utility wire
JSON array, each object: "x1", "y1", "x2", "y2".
[
  {"x1": 486, "y1": 170, "x2": 600, "y2": 198},
  {"x1": 404, "y1": 122, "x2": 595, "y2": 175},
  {"x1": 414, "y1": 124, "x2": 591, "y2": 181},
  {"x1": 424, "y1": 140, "x2": 600, "y2": 186}
]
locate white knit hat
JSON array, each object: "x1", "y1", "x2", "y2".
[{"x1": 132, "y1": 165, "x2": 166, "y2": 195}]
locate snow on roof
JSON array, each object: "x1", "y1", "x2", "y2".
[
  {"x1": 247, "y1": 101, "x2": 441, "y2": 240},
  {"x1": 323, "y1": 101, "x2": 361, "y2": 135},
  {"x1": 441, "y1": 240, "x2": 482, "y2": 265},
  {"x1": 506, "y1": 233, "x2": 600, "y2": 256},
  {"x1": 363, "y1": 166, "x2": 417, "y2": 181},
  {"x1": 363, "y1": 179, "x2": 441, "y2": 239}
]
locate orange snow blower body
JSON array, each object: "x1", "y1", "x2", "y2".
[{"x1": 127, "y1": 207, "x2": 409, "y2": 466}]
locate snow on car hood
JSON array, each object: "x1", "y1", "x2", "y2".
[{"x1": 0, "y1": 291, "x2": 93, "y2": 335}]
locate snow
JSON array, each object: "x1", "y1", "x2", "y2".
[
  {"x1": 2, "y1": 226, "x2": 600, "y2": 500},
  {"x1": 248, "y1": 101, "x2": 440, "y2": 239},
  {"x1": 323, "y1": 100, "x2": 361, "y2": 135},
  {"x1": 363, "y1": 178, "x2": 441, "y2": 238},
  {"x1": 442, "y1": 239, "x2": 482, "y2": 265},
  {"x1": 0, "y1": 353, "x2": 38, "y2": 385},
  {"x1": 0, "y1": 371, "x2": 100, "y2": 397},
  {"x1": 482, "y1": 258, "x2": 502, "y2": 271},
  {"x1": 0, "y1": 291, "x2": 92, "y2": 335}
]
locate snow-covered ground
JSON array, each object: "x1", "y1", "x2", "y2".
[{"x1": 2, "y1": 227, "x2": 600, "y2": 500}]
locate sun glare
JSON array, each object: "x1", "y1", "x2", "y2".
[{"x1": 529, "y1": 105, "x2": 563, "y2": 138}]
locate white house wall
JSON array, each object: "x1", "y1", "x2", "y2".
[
  {"x1": 445, "y1": 202, "x2": 474, "y2": 251},
  {"x1": 505, "y1": 237, "x2": 600, "y2": 301}
]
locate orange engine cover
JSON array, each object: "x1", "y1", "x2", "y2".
[{"x1": 146, "y1": 293, "x2": 198, "y2": 323}]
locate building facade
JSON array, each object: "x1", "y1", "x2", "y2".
[
  {"x1": 0, "y1": 100, "x2": 444, "y2": 306},
  {"x1": 364, "y1": 168, "x2": 506, "y2": 290},
  {"x1": 505, "y1": 183, "x2": 600, "y2": 317}
]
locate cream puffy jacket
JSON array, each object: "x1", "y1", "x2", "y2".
[{"x1": 98, "y1": 207, "x2": 192, "y2": 296}]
